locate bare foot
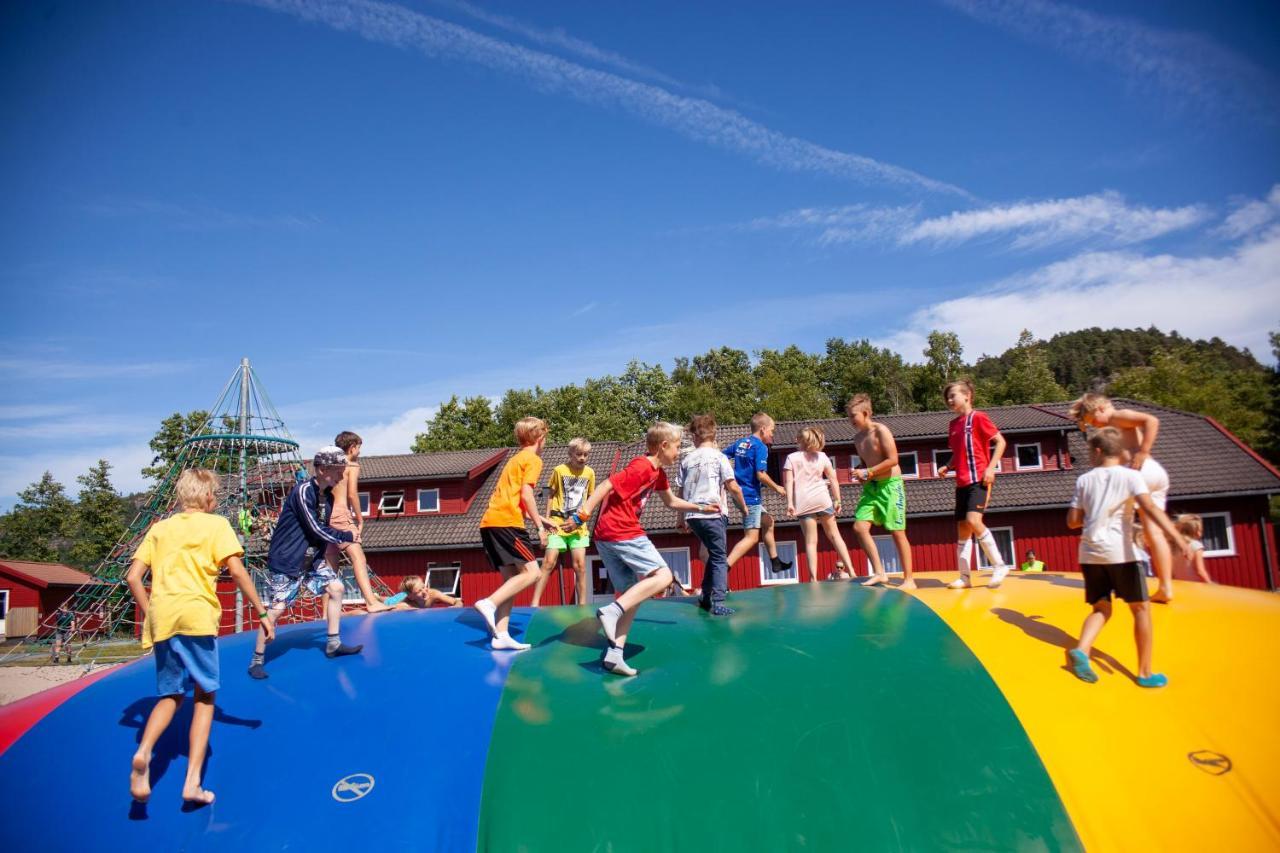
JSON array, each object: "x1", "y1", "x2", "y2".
[
  {"x1": 898, "y1": 579, "x2": 918, "y2": 591},
  {"x1": 182, "y1": 786, "x2": 216, "y2": 806},
  {"x1": 1151, "y1": 587, "x2": 1173, "y2": 604},
  {"x1": 364, "y1": 600, "x2": 391, "y2": 613},
  {"x1": 861, "y1": 574, "x2": 889, "y2": 587},
  {"x1": 130, "y1": 752, "x2": 151, "y2": 803}
]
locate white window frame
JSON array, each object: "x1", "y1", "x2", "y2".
[
  {"x1": 759, "y1": 539, "x2": 799, "y2": 585},
  {"x1": 426, "y1": 561, "x2": 461, "y2": 595},
  {"x1": 933, "y1": 448, "x2": 954, "y2": 477},
  {"x1": 378, "y1": 491, "x2": 404, "y2": 514},
  {"x1": 1014, "y1": 443, "x2": 1043, "y2": 471},
  {"x1": 898, "y1": 451, "x2": 919, "y2": 480},
  {"x1": 586, "y1": 554, "x2": 613, "y2": 605},
  {"x1": 416, "y1": 488, "x2": 440, "y2": 513},
  {"x1": 849, "y1": 454, "x2": 862, "y2": 472},
  {"x1": 977, "y1": 526, "x2": 1015, "y2": 569},
  {"x1": 990, "y1": 440, "x2": 1003, "y2": 473},
  {"x1": 658, "y1": 547, "x2": 692, "y2": 590},
  {"x1": 358, "y1": 492, "x2": 370, "y2": 515},
  {"x1": 871, "y1": 535, "x2": 903, "y2": 575},
  {"x1": 1199, "y1": 512, "x2": 1236, "y2": 557},
  {"x1": 0, "y1": 589, "x2": 8, "y2": 634}
]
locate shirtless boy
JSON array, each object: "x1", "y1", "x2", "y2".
[{"x1": 847, "y1": 395, "x2": 916, "y2": 590}]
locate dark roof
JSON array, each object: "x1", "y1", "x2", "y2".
[
  {"x1": 357, "y1": 448, "x2": 506, "y2": 483},
  {"x1": 0, "y1": 560, "x2": 100, "y2": 587},
  {"x1": 359, "y1": 400, "x2": 1280, "y2": 551}
]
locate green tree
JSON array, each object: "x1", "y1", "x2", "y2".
[
  {"x1": 412, "y1": 396, "x2": 500, "y2": 451},
  {"x1": 68, "y1": 459, "x2": 128, "y2": 570},
  {"x1": 1109, "y1": 345, "x2": 1271, "y2": 451},
  {"x1": 992, "y1": 330, "x2": 1069, "y2": 405},
  {"x1": 143, "y1": 410, "x2": 210, "y2": 482},
  {"x1": 819, "y1": 338, "x2": 915, "y2": 414},
  {"x1": 669, "y1": 348, "x2": 756, "y2": 424},
  {"x1": 0, "y1": 472, "x2": 76, "y2": 563},
  {"x1": 755, "y1": 346, "x2": 833, "y2": 421},
  {"x1": 911, "y1": 330, "x2": 966, "y2": 411}
]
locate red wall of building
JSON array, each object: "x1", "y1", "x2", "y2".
[
  {"x1": 0, "y1": 571, "x2": 42, "y2": 609},
  {"x1": 366, "y1": 480, "x2": 472, "y2": 519}
]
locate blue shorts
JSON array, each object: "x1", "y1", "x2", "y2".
[
  {"x1": 743, "y1": 504, "x2": 765, "y2": 529},
  {"x1": 267, "y1": 562, "x2": 341, "y2": 607},
  {"x1": 154, "y1": 635, "x2": 220, "y2": 696},
  {"x1": 596, "y1": 537, "x2": 669, "y2": 594}
]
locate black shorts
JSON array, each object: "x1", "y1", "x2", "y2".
[
  {"x1": 480, "y1": 526, "x2": 538, "y2": 570},
  {"x1": 954, "y1": 483, "x2": 989, "y2": 519},
  {"x1": 1082, "y1": 562, "x2": 1148, "y2": 605}
]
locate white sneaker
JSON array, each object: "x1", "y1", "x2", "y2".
[
  {"x1": 491, "y1": 634, "x2": 531, "y2": 651},
  {"x1": 474, "y1": 599, "x2": 498, "y2": 636},
  {"x1": 990, "y1": 565, "x2": 1011, "y2": 587},
  {"x1": 946, "y1": 577, "x2": 972, "y2": 590}
]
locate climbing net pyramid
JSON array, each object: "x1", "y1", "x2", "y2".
[{"x1": 3, "y1": 359, "x2": 391, "y2": 668}]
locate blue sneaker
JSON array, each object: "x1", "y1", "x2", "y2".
[
  {"x1": 1136, "y1": 673, "x2": 1168, "y2": 688},
  {"x1": 1067, "y1": 649, "x2": 1098, "y2": 683},
  {"x1": 710, "y1": 605, "x2": 735, "y2": 616}
]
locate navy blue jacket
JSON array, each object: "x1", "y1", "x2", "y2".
[{"x1": 267, "y1": 477, "x2": 355, "y2": 576}]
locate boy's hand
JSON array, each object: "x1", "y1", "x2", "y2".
[
  {"x1": 261, "y1": 619, "x2": 275, "y2": 642},
  {"x1": 936, "y1": 464, "x2": 948, "y2": 477},
  {"x1": 1130, "y1": 450, "x2": 1149, "y2": 471},
  {"x1": 351, "y1": 528, "x2": 362, "y2": 544},
  {"x1": 833, "y1": 498, "x2": 842, "y2": 512},
  {"x1": 773, "y1": 483, "x2": 786, "y2": 496},
  {"x1": 677, "y1": 518, "x2": 689, "y2": 533},
  {"x1": 540, "y1": 518, "x2": 560, "y2": 533},
  {"x1": 702, "y1": 502, "x2": 721, "y2": 514},
  {"x1": 853, "y1": 468, "x2": 868, "y2": 483},
  {"x1": 982, "y1": 467, "x2": 997, "y2": 486},
  {"x1": 786, "y1": 504, "x2": 796, "y2": 517},
  {"x1": 538, "y1": 528, "x2": 548, "y2": 546}
]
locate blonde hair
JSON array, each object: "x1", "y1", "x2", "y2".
[
  {"x1": 176, "y1": 469, "x2": 218, "y2": 509},
  {"x1": 797, "y1": 426, "x2": 825, "y2": 451},
  {"x1": 1068, "y1": 392, "x2": 1109, "y2": 422},
  {"x1": 750, "y1": 412, "x2": 774, "y2": 433},
  {"x1": 687, "y1": 414, "x2": 718, "y2": 444},
  {"x1": 646, "y1": 421, "x2": 682, "y2": 452},
  {"x1": 845, "y1": 394, "x2": 872, "y2": 416},
  {"x1": 400, "y1": 575, "x2": 424, "y2": 594},
  {"x1": 567, "y1": 437, "x2": 591, "y2": 455},
  {"x1": 1087, "y1": 426, "x2": 1125, "y2": 459},
  {"x1": 514, "y1": 417, "x2": 548, "y2": 446},
  {"x1": 1175, "y1": 514, "x2": 1203, "y2": 540},
  {"x1": 943, "y1": 379, "x2": 975, "y2": 401}
]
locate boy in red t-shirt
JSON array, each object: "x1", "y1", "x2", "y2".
[
  {"x1": 936, "y1": 380, "x2": 1009, "y2": 589},
  {"x1": 566, "y1": 422, "x2": 717, "y2": 677}
]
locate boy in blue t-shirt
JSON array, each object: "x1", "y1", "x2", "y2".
[{"x1": 725, "y1": 413, "x2": 793, "y2": 574}]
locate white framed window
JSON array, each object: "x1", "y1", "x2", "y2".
[
  {"x1": 427, "y1": 561, "x2": 461, "y2": 595},
  {"x1": 1199, "y1": 512, "x2": 1235, "y2": 557},
  {"x1": 378, "y1": 491, "x2": 404, "y2": 514},
  {"x1": 358, "y1": 492, "x2": 370, "y2": 515},
  {"x1": 933, "y1": 449, "x2": 954, "y2": 477},
  {"x1": 587, "y1": 555, "x2": 613, "y2": 605},
  {"x1": 0, "y1": 589, "x2": 8, "y2": 634},
  {"x1": 871, "y1": 535, "x2": 903, "y2": 575},
  {"x1": 417, "y1": 488, "x2": 440, "y2": 513},
  {"x1": 990, "y1": 440, "x2": 1003, "y2": 473},
  {"x1": 659, "y1": 547, "x2": 692, "y2": 589},
  {"x1": 898, "y1": 451, "x2": 919, "y2": 479},
  {"x1": 760, "y1": 539, "x2": 799, "y2": 585},
  {"x1": 1015, "y1": 443, "x2": 1043, "y2": 471},
  {"x1": 977, "y1": 526, "x2": 1015, "y2": 569},
  {"x1": 849, "y1": 454, "x2": 862, "y2": 472}
]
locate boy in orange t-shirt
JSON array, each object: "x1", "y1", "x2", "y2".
[{"x1": 474, "y1": 417, "x2": 559, "y2": 651}]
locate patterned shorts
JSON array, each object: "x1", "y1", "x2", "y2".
[{"x1": 266, "y1": 561, "x2": 341, "y2": 607}]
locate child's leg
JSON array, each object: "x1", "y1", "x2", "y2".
[
  {"x1": 131, "y1": 694, "x2": 182, "y2": 802},
  {"x1": 612, "y1": 566, "x2": 673, "y2": 648},
  {"x1": 531, "y1": 547, "x2": 562, "y2": 608},
  {"x1": 852, "y1": 520, "x2": 888, "y2": 584},
  {"x1": 570, "y1": 547, "x2": 588, "y2": 606},
  {"x1": 323, "y1": 579, "x2": 361, "y2": 657},
  {"x1": 1142, "y1": 515, "x2": 1174, "y2": 603},
  {"x1": 761, "y1": 512, "x2": 780, "y2": 560},
  {"x1": 182, "y1": 687, "x2": 216, "y2": 804},
  {"x1": 1129, "y1": 602, "x2": 1155, "y2": 678},
  {"x1": 490, "y1": 561, "x2": 540, "y2": 633},
  {"x1": 254, "y1": 605, "x2": 284, "y2": 655},
  {"x1": 967, "y1": 512, "x2": 1004, "y2": 566},
  {"x1": 800, "y1": 517, "x2": 820, "y2": 583},
  {"x1": 345, "y1": 543, "x2": 387, "y2": 611},
  {"x1": 1076, "y1": 600, "x2": 1112, "y2": 655},
  {"x1": 725, "y1": 527, "x2": 760, "y2": 569},
  {"x1": 891, "y1": 529, "x2": 916, "y2": 589},
  {"x1": 820, "y1": 515, "x2": 856, "y2": 580}
]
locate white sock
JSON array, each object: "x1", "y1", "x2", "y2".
[
  {"x1": 956, "y1": 539, "x2": 974, "y2": 577},
  {"x1": 976, "y1": 530, "x2": 1003, "y2": 567}
]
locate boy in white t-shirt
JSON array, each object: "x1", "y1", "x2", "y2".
[
  {"x1": 1066, "y1": 428, "x2": 1188, "y2": 688},
  {"x1": 677, "y1": 414, "x2": 747, "y2": 615},
  {"x1": 784, "y1": 426, "x2": 856, "y2": 584}
]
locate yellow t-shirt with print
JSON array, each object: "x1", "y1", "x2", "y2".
[
  {"x1": 548, "y1": 463, "x2": 595, "y2": 531},
  {"x1": 135, "y1": 511, "x2": 243, "y2": 649},
  {"x1": 480, "y1": 447, "x2": 544, "y2": 529}
]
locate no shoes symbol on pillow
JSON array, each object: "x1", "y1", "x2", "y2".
[
  {"x1": 1187, "y1": 751, "x2": 1232, "y2": 776},
  {"x1": 332, "y1": 773, "x2": 376, "y2": 802}
]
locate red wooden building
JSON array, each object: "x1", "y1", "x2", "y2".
[
  {"x1": 0, "y1": 560, "x2": 101, "y2": 639},
  {"x1": 339, "y1": 399, "x2": 1280, "y2": 608}
]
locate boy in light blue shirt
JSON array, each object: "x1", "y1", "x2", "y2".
[{"x1": 724, "y1": 412, "x2": 792, "y2": 574}]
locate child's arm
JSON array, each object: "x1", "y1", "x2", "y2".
[
  {"x1": 521, "y1": 482, "x2": 558, "y2": 532},
  {"x1": 824, "y1": 459, "x2": 842, "y2": 512},
  {"x1": 1134, "y1": 494, "x2": 1190, "y2": 558},
  {"x1": 857, "y1": 426, "x2": 899, "y2": 481},
  {"x1": 225, "y1": 554, "x2": 274, "y2": 640},
  {"x1": 726, "y1": 480, "x2": 748, "y2": 515},
  {"x1": 1066, "y1": 507, "x2": 1084, "y2": 529},
  {"x1": 299, "y1": 482, "x2": 357, "y2": 545},
  {"x1": 540, "y1": 470, "x2": 557, "y2": 544},
  {"x1": 347, "y1": 464, "x2": 363, "y2": 532},
  {"x1": 658, "y1": 488, "x2": 718, "y2": 514},
  {"x1": 567, "y1": 479, "x2": 613, "y2": 530},
  {"x1": 784, "y1": 468, "x2": 796, "y2": 517},
  {"x1": 985, "y1": 432, "x2": 1006, "y2": 486},
  {"x1": 125, "y1": 558, "x2": 150, "y2": 620},
  {"x1": 1111, "y1": 409, "x2": 1159, "y2": 469},
  {"x1": 1192, "y1": 549, "x2": 1213, "y2": 583}
]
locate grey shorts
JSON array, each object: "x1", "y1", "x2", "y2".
[
  {"x1": 267, "y1": 562, "x2": 341, "y2": 607},
  {"x1": 596, "y1": 536, "x2": 669, "y2": 594}
]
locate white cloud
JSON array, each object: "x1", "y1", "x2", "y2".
[
  {"x1": 939, "y1": 0, "x2": 1280, "y2": 121},
  {"x1": 289, "y1": 405, "x2": 438, "y2": 458},
  {"x1": 742, "y1": 192, "x2": 1206, "y2": 251},
  {"x1": 0, "y1": 443, "x2": 154, "y2": 507},
  {"x1": 1215, "y1": 184, "x2": 1280, "y2": 240},
  {"x1": 235, "y1": 0, "x2": 967, "y2": 196},
  {"x1": 879, "y1": 225, "x2": 1280, "y2": 361}
]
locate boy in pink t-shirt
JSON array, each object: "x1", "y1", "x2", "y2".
[
  {"x1": 567, "y1": 422, "x2": 715, "y2": 677},
  {"x1": 783, "y1": 427, "x2": 855, "y2": 583}
]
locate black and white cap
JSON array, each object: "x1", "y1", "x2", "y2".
[{"x1": 313, "y1": 445, "x2": 348, "y2": 468}]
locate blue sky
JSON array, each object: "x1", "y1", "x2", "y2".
[{"x1": 1, "y1": 0, "x2": 1278, "y2": 503}]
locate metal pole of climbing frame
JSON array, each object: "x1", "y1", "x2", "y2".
[{"x1": 236, "y1": 357, "x2": 250, "y2": 632}]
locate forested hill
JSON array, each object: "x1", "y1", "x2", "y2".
[{"x1": 413, "y1": 326, "x2": 1278, "y2": 461}]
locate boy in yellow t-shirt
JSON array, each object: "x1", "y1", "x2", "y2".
[
  {"x1": 474, "y1": 417, "x2": 559, "y2": 650},
  {"x1": 124, "y1": 469, "x2": 272, "y2": 807},
  {"x1": 532, "y1": 437, "x2": 596, "y2": 607}
]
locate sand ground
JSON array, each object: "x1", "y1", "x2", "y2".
[{"x1": 0, "y1": 663, "x2": 121, "y2": 706}]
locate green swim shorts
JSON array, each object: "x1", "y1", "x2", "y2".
[
  {"x1": 854, "y1": 476, "x2": 907, "y2": 531},
  {"x1": 546, "y1": 529, "x2": 590, "y2": 551}
]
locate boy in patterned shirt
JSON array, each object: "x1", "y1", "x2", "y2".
[{"x1": 532, "y1": 437, "x2": 596, "y2": 607}]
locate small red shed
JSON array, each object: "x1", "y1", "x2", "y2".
[{"x1": 0, "y1": 560, "x2": 99, "y2": 639}]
